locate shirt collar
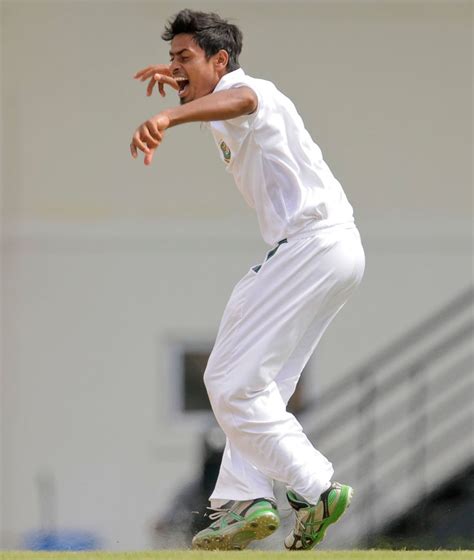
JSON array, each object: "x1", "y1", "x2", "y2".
[{"x1": 214, "y1": 68, "x2": 246, "y2": 92}]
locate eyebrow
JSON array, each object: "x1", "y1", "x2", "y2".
[{"x1": 169, "y1": 48, "x2": 191, "y2": 57}]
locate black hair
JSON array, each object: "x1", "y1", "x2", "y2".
[{"x1": 162, "y1": 9, "x2": 243, "y2": 72}]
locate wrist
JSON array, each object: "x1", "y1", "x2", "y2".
[
  {"x1": 153, "y1": 111, "x2": 172, "y2": 130},
  {"x1": 161, "y1": 108, "x2": 177, "y2": 128}
]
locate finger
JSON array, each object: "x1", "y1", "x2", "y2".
[
  {"x1": 153, "y1": 73, "x2": 180, "y2": 91},
  {"x1": 133, "y1": 133, "x2": 150, "y2": 154},
  {"x1": 138, "y1": 69, "x2": 160, "y2": 82},
  {"x1": 146, "y1": 76, "x2": 156, "y2": 97},
  {"x1": 145, "y1": 121, "x2": 163, "y2": 142},
  {"x1": 159, "y1": 81, "x2": 165, "y2": 97},
  {"x1": 144, "y1": 148, "x2": 156, "y2": 166},
  {"x1": 134, "y1": 66, "x2": 161, "y2": 80},
  {"x1": 145, "y1": 74, "x2": 172, "y2": 96},
  {"x1": 143, "y1": 134, "x2": 158, "y2": 150},
  {"x1": 144, "y1": 135, "x2": 159, "y2": 149},
  {"x1": 135, "y1": 65, "x2": 172, "y2": 80},
  {"x1": 134, "y1": 66, "x2": 153, "y2": 79},
  {"x1": 140, "y1": 70, "x2": 155, "y2": 82},
  {"x1": 141, "y1": 125, "x2": 160, "y2": 148},
  {"x1": 130, "y1": 143, "x2": 138, "y2": 159}
]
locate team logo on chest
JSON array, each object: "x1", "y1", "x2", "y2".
[{"x1": 219, "y1": 140, "x2": 232, "y2": 163}]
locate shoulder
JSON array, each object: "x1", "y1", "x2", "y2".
[{"x1": 215, "y1": 69, "x2": 275, "y2": 96}]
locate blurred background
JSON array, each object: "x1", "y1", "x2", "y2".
[{"x1": 1, "y1": 0, "x2": 472, "y2": 552}]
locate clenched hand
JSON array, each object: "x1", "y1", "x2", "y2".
[{"x1": 130, "y1": 113, "x2": 170, "y2": 166}]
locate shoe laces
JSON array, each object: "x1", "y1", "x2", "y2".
[
  {"x1": 205, "y1": 504, "x2": 243, "y2": 528},
  {"x1": 206, "y1": 505, "x2": 232, "y2": 522},
  {"x1": 293, "y1": 507, "x2": 322, "y2": 537},
  {"x1": 206, "y1": 499, "x2": 267, "y2": 524}
]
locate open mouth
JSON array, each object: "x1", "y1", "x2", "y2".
[{"x1": 175, "y1": 76, "x2": 190, "y2": 97}]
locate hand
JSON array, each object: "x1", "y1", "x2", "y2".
[
  {"x1": 130, "y1": 113, "x2": 170, "y2": 166},
  {"x1": 134, "y1": 65, "x2": 180, "y2": 97}
]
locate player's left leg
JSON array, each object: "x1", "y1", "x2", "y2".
[
  {"x1": 284, "y1": 482, "x2": 354, "y2": 550},
  {"x1": 274, "y1": 314, "x2": 354, "y2": 549}
]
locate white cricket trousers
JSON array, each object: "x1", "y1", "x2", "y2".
[{"x1": 204, "y1": 225, "x2": 365, "y2": 506}]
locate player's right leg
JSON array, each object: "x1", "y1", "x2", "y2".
[{"x1": 209, "y1": 438, "x2": 275, "y2": 506}]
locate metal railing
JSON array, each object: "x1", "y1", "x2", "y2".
[{"x1": 299, "y1": 286, "x2": 474, "y2": 547}]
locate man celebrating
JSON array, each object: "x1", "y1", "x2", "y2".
[{"x1": 131, "y1": 9, "x2": 365, "y2": 551}]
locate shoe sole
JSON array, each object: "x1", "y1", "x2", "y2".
[
  {"x1": 284, "y1": 484, "x2": 354, "y2": 551},
  {"x1": 192, "y1": 510, "x2": 280, "y2": 551}
]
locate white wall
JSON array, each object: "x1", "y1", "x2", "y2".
[
  {"x1": 1, "y1": 1, "x2": 472, "y2": 224},
  {"x1": 1, "y1": 0, "x2": 472, "y2": 550}
]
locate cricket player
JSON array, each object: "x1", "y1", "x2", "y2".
[{"x1": 130, "y1": 9, "x2": 365, "y2": 551}]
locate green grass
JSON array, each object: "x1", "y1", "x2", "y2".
[{"x1": 1, "y1": 551, "x2": 473, "y2": 560}]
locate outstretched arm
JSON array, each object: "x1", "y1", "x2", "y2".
[
  {"x1": 164, "y1": 87, "x2": 257, "y2": 126},
  {"x1": 130, "y1": 87, "x2": 257, "y2": 166}
]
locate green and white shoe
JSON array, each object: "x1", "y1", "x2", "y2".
[
  {"x1": 192, "y1": 498, "x2": 280, "y2": 550},
  {"x1": 284, "y1": 482, "x2": 353, "y2": 550}
]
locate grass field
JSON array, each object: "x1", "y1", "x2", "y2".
[{"x1": 1, "y1": 551, "x2": 473, "y2": 560}]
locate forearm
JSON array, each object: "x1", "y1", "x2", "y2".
[{"x1": 163, "y1": 88, "x2": 257, "y2": 127}]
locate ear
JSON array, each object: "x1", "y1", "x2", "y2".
[{"x1": 214, "y1": 49, "x2": 229, "y2": 71}]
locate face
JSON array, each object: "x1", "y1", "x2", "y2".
[{"x1": 169, "y1": 33, "x2": 228, "y2": 104}]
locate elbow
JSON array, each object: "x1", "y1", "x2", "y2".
[{"x1": 238, "y1": 87, "x2": 258, "y2": 115}]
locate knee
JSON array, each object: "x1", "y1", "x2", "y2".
[{"x1": 203, "y1": 369, "x2": 240, "y2": 420}]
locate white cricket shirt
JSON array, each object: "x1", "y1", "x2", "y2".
[{"x1": 208, "y1": 68, "x2": 355, "y2": 246}]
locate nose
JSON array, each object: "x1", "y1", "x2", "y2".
[{"x1": 169, "y1": 60, "x2": 181, "y2": 75}]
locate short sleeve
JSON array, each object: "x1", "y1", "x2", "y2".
[{"x1": 223, "y1": 82, "x2": 263, "y2": 128}]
